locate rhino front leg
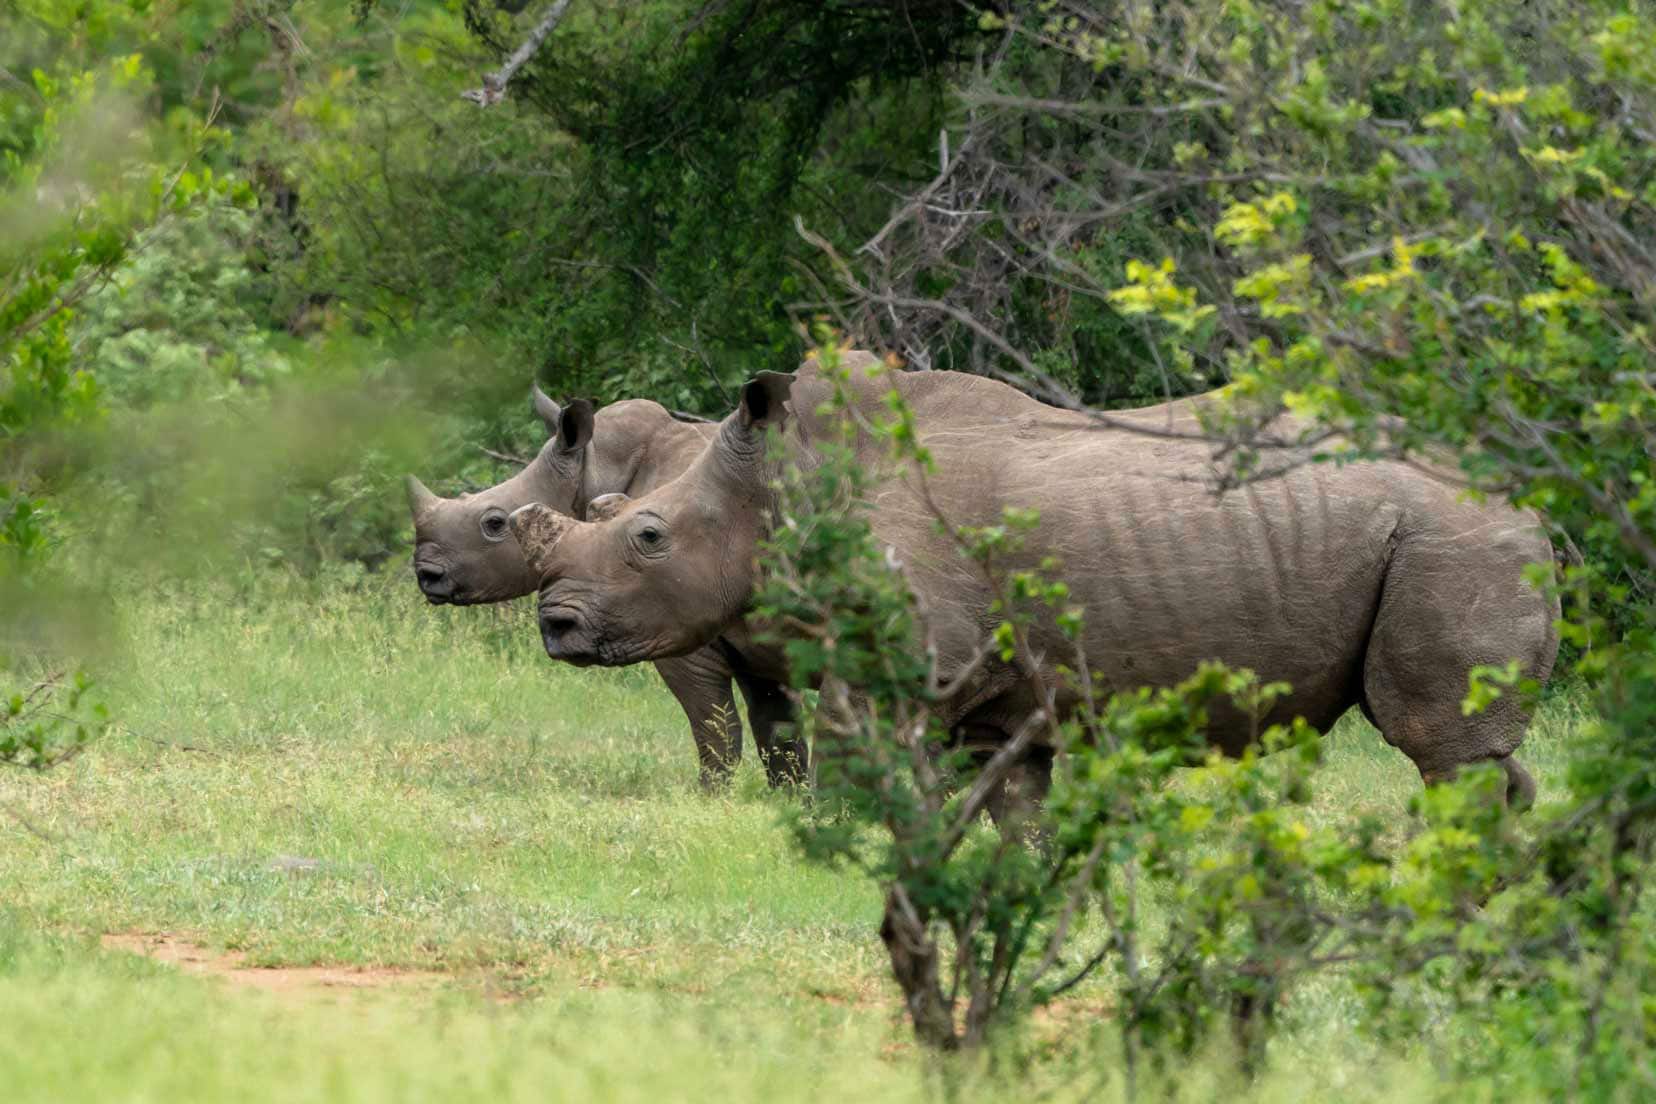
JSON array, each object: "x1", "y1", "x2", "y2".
[
  {"x1": 957, "y1": 725, "x2": 1054, "y2": 836},
  {"x1": 949, "y1": 722, "x2": 1054, "y2": 839},
  {"x1": 735, "y1": 672, "x2": 807, "y2": 788},
  {"x1": 653, "y1": 649, "x2": 743, "y2": 790},
  {"x1": 984, "y1": 745, "x2": 1054, "y2": 832}
]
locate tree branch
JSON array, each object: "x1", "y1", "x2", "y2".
[
  {"x1": 461, "y1": 0, "x2": 576, "y2": 107},
  {"x1": 478, "y1": 444, "x2": 533, "y2": 466}
]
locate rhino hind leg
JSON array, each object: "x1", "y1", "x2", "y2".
[{"x1": 1358, "y1": 533, "x2": 1559, "y2": 806}]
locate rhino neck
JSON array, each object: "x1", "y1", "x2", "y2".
[
  {"x1": 629, "y1": 418, "x2": 720, "y2": 498},
  {"x1": 498, "y1": 453, "x2": 582, "y2": 517},
  {"x1": 708, "y1": 418, "x2": 786, "y2": 508},
  {"x1": 577, "y1": 404, "x2": 713, "y2": 511}
]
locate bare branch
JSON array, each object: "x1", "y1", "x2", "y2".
[
  {"x1": 477, "y1": 444, "x2": 533, "y2": 466},
  {"x1": 462, "y1": 0, "x2": 576, "y2": 107},
  {"x1": 936, "y1": 711, "x2": 1045, "y2": 861},
  {"x1": 964, "y1": 92, "x2": 1227, "y2": 117}
]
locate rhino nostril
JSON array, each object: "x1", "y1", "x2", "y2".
[
  {"x1": 542, "y1": 615, "x2": 578, "y2": 637},
  {"x1": 416, "y1": 566, "x2": 448, "y2": 589}
]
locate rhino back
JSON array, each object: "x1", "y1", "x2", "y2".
[{"x1": 856, "y1": 408, "x2": 1550, "y2": 746}]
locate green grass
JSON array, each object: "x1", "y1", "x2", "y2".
[{"x1": 0, "y1": 571, "x2": 1592, "y2": 1101}]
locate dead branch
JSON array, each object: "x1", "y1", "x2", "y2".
[
  {"x1": 478, "y1": 444, "x2": 533, "y2": 466},
  {"x1": 462, "y1": 0, "x2": 576, "y2": 106}
]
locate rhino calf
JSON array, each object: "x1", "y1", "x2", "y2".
[
  {"x1": 510, "y1": 365, "x2": 1558, "y2": 808},
  {"x1": 406, "y1": 384, "x2": 805, "y2": 788}
]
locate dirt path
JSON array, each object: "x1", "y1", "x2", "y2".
[
  {"x1": 102, "y1": 931, "x2": 1109, "y2": 1041},
  {"x1": 101, "y1": 932, "x2": 448, "y2": 1000}
]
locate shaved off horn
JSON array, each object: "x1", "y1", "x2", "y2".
[{"x1": 508, "y1": 503, "x2": 573, "y2": 572}]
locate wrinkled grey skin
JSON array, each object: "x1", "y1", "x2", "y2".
[
  {"x1": 511, "y1": 363, "x2": 1558, "y2": 807},
  {"x1": 407, "y1": 386, "x2": 804, "y2": 788}
]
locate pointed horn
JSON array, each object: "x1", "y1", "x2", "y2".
[
  {"x1": 532, "y1": 384, "x2": 561, "y2": 435},
  {"x1": 405, "y1": 474, "x2": 440, "y2": 520}
]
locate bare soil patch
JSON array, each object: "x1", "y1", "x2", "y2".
[{"x1": 101, "y1": 932, "x2": 448, "y2": 1000}]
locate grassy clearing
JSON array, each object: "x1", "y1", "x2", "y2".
[{"x1": 0, "y1": 571, "x2": 1590, "y2": 1101}]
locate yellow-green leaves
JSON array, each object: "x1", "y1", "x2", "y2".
[
  {"x1": 1215, "y1": 191, "x2": 1299, "y2": 250},
  {"x1": 1518, "y1": 241, "x2": 1602, "y2": 314},
  {"x1": 1462, "y1": 659, "x2": 1526, "y2": 716},
  {"x1": 1524, "y1": 144, "x2": 1584, "y2": 167},
  {"x1": 1473, "y1": 85, "x2": 1529, "y2": 106},
  {"x1": 1234, "y1": 254, "x2": 1313, "y2": 317},
  {"x1": 1179, "y1": 803, "x2": 1215, "y2": 833},
  {"x1": 1422, "y1": 106, "x2": 1468, "y2": 129},
  {"x1": 1107, "y1": 257, "x2": 1216, "y2": 332},
  {"x1": 1343, "y1": 236, "x2": 1423, "y2": 294}
]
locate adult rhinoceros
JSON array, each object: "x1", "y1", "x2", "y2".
[
  {"x1": 405, "y1": 384, "x2": 805, "y2": 788},
  {"x1": 508, "y1": 362, "x2": 1559, "y2": 806}
]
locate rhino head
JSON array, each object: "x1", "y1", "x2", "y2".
[
  {"x1": 509, "y1": 372, "x2": 796, "y2": 666},
  {"x1": 407, "y1": 385, "x2": 595, "y2": 605}
]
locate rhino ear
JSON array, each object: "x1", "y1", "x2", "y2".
[
  {"x1": 557, "y1": 399, "x2": 595, "y2": 455},
  {"x1": 508, "y1": 503, "x2": 573, "y2": 572},
  {"x1": 738, "y1": 372, "x2": 796, "y2": 430},
  {"x1": 531, "y1": 384, "x2": 561, "y2": 436},
  {"x1": 587, "y1": 492, "x2": 630, "y2": 522}
]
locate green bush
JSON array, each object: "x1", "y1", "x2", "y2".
[
  {"x1": 75, "y1": 204, "x2": 291, "y2": 408},
  {"x1": 752, "y1": 330, "x2": 1656, "y2": 1100},
  {"x1": 0, "y1": 11, "x2": 233, "y2": 767},
  {"x1": 793, "y1": 2, "x2": 1656, "y2": 1092}
]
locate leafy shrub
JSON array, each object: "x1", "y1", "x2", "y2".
[
  {"x1": 0, "y1": 18, "x2": 235, "y2": 768},
  {"x1": 0, "y1": 670, "x2": 106, "y2": 772},
  {"x1": 75, "y1": 203, "x2": 290, "y2": 408},
  {"x1": 799, "y1": 1, "x2": 1656, "y2": 1092},
  {"x1": 756, "y1": 340, "x2": 1656, "y2": 1099}
]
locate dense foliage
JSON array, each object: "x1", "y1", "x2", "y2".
[
  {"x1": 765, "y1": 0, "x2": 1656, "y2": 1094},
  {"x1": 0, "y1": 7, "x2": 235, "y2": 764}
]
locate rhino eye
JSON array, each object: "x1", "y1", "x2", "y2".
[
  {"x1": 639, "y1": 527, "x2": 661, "y2": 545},
  {"x1": 480, "y1": 510, "x2": 510, "y2": 543}
]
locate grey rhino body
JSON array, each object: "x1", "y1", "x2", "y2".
[
  {"x1": 511, "y1": 361, "x2": 1559, "y2": 803},
  {"x1": 407, "y1": 388, "x2": 803, "y2": 787}
]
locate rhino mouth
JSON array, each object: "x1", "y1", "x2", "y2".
[
  {"x1": 414, "y1": 561, "x2": 459, "y2": 604},
  {"x1": 538, "y1": 604, "x2": 601, "y2": 666}
]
